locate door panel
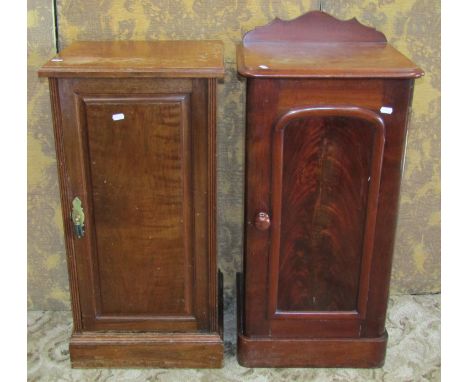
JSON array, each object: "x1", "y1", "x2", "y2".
[
  {"x1": 275, "y1": 113, "x2": 376, "y2": 312},
  {"x1": 84, "y1": 96, "x2": 192, "y2": 317},
  {"x1": 267, "y1": 106, "x2": 385, "y2": 336},
  {"x1": 58, "y1": 78, "x2": 209, "y2": 332}
]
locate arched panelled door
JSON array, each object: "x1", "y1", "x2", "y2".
[{"x1": 256, "y1": 106, "x2": 385, "y2": 338}]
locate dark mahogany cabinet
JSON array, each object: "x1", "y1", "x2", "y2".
[
  {"x1": 39, "y1": 41, "x2": 224, "y2": 368},
  {"x1": 236, "y1": 12, "x2": 423, "y2": 368}
]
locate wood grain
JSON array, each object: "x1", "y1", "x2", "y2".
[
  {"x1": 240, "y1": 77, "x2": 415, "y2": 358},
  {"x1": 237, "y1": 43, "x2": 423, "y2": 79},
  {"x1": 38, "y1": 41, "x2": 224, "y2": 78},
  {"x1": 237, "y1": 11, "x2": 423, "y2": 79},
  {"x1": 40, "y1": 40, "x2": 224, "y2": 367},
  {"x1": 207, "y1": 78, "x2": 219, "y2": 332},
  {"x1": 363, "y1": 79, "x2": 415, "y2": 337},
  {"x1": 70, "y1": 332, "x2": 223, "y2": 368},
  {"x1": 237, "y1": 273, "x2": 386, "y2": 368},
  {"x1": 271, "y1": 108, "x2": 384, "y2": 313},
  {"x1": 61, "y1": 79, "x2": 204, "y2": 332},
  {"x1": 84, "y1": 95, "x2": 192, "y2": 317},
  {"x1": 238, "y1": 11, "x2": 420, "y2": 367},
  {"x1": 48, "y1": 78, "x2": 83, "y2": 331},
  {"x1": 243, "y1": 11, "x2": 387, "y2": 44}
]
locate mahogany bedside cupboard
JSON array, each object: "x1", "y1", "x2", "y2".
[
  {"x1": 38, "y1": 41, "x2": 224, "y2": 368},
  {"x1": 236, "y1": 11, "x2": 423, "y2": 368}
]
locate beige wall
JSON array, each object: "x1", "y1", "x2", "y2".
[{"x1": 28, "y1": 0, "x2": 440, "y2": 310}]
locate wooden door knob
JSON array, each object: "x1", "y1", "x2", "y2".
[{"x1": 255, "y1": 212, "x2": 271, "y2": 231}]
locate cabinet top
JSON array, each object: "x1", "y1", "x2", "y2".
[
  {"x1": 38, "y1": 41, "x2": 224, "y2": 78},
  {"x1": 237, "y1": 11, "x2": 423, "y2": 79}
]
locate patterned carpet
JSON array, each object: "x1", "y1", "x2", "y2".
[{"x1": 28, "y1": 294, "x2": 440, "y2": 381}]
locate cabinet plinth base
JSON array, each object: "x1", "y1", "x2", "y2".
[
  {"x1": 70, "y1": 331, "x2": 224, "y2": 368},
  {"x1": 236, "y1": 273, "x2": 387, "y2": 368},
  {"x1": 69, "y1": 272, "x2": 224, "y2": 368}
]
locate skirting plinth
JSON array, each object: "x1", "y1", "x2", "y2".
[{"x1": 236, "y1": 273, "x2": 387, "y2": 368}]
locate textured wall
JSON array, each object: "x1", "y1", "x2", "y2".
[{"x1": 28, "y1": 0, "x2": 440, "y2": 310}]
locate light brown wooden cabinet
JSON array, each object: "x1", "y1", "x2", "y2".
[
  {"x1": 39, "y1": 41, "x2": 224, "y2": 368},
  {"x1": 236, "y1": 12, "x2": 423, "y2": 368}
]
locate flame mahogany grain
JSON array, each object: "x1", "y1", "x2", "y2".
[{"x1": 237, "y1": 11, "x2": 423, "y2": 79}]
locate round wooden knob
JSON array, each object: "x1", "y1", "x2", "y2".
[{"x1": 255, "y1": 212, "x2": 271, "y2": 231}]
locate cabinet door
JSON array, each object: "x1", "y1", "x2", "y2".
[
  {"x1": 57, "y1": 78, "x2": 210, "y2": 332},
  {"x1": 245, "y1": 101, "x2": 386, "y2": 338}
]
